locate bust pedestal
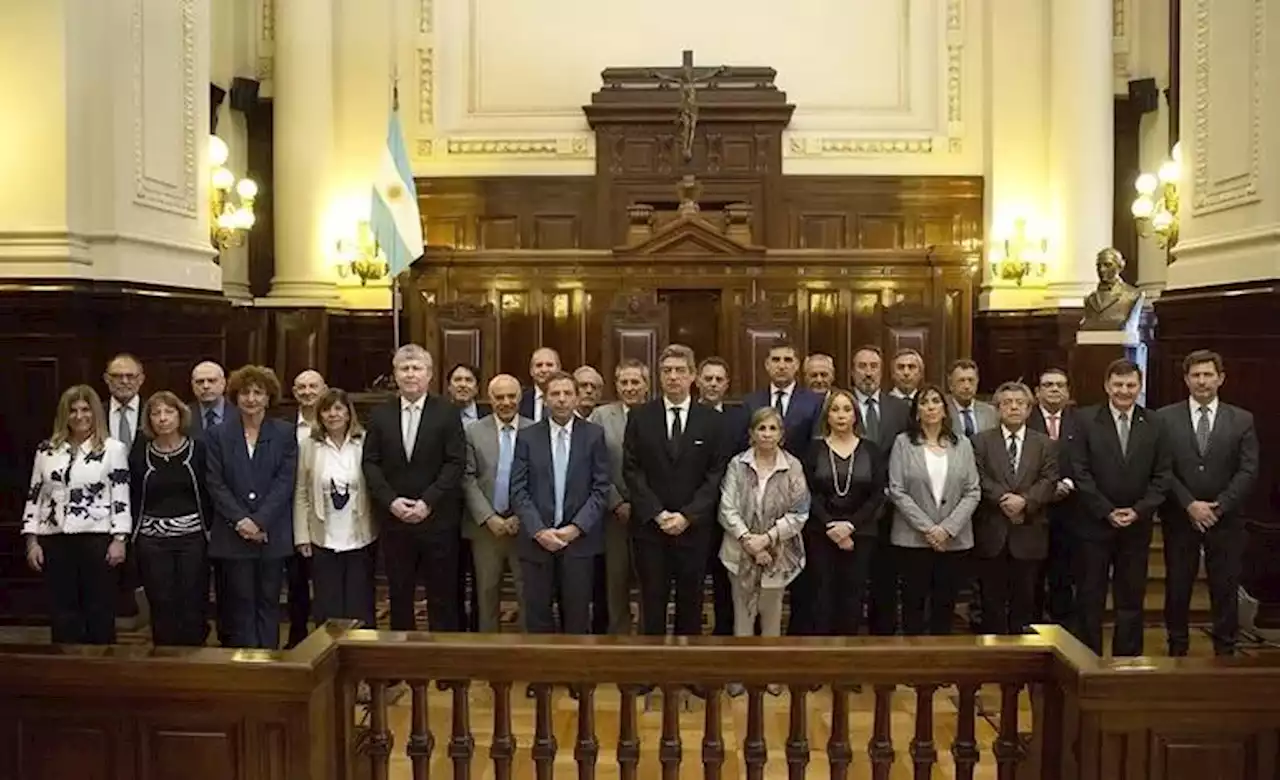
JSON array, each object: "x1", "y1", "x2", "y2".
[{"x1": 1068, "y1": 312, "x2": 1150, "y2": 407}]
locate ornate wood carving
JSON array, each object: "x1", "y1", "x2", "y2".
[
  {"x1": 425, "y1": 300, "x2": 497, "y2": 392},
  {"x1": 602, "y1": 292, "x2": 669, "y2": 395},
  {"x1": 731, "y1": 298, "x2": 798, "y2": 392}
]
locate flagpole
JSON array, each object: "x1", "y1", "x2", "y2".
[{"x1": 389, "y1": 0, "x2": 402, "y2": 348}]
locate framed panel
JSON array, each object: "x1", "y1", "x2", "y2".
[
  {"x1": 857, "y1": 215, "x2": 906, "y2": 249},
  {"x1": 428, "y1": 300, "x2": 497, "y2": 392},
  {"x1": 541, "y1": 291, "x2": 583, "y2": 370},
  {"x1": 732, "y1": 298, "x2": 796, "y2": 394},
  {"x1": 477, "y1": 216, "x2": 519, "y2": 249},
  {"x1": 795, "y1": 214, "x2": 848, "y2": 249},
  {"x1": 602, "y1": 293, "x2": 668, "y2": 398},
  {"x1": 532, "y1": 215, "x2": 580, "y2": 249}
]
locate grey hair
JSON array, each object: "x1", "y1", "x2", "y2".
[
  {"x1": 993, "y1": 380, "x2": 1034, "y2": 402},
  {"x1": 392, "y1": 343, "x2": 432, "y2": 368}
]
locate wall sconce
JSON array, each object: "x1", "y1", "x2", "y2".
[
  {"x1": 1131, "y1": 141, "x2": 1181, "y2": 252},
  {"x1": 334, "y1": 219, "x2": 388, "y2": 285},
  {"x1": 209, "y1": 135, "x2": 257, "y2": 249},
  {"x1": 988, "y1": 217, "x2": 1048, "y2": 286}
]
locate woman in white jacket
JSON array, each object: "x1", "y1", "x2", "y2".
[{"x1": 294, "y1": 388, "x2": 376, "y2": 627}]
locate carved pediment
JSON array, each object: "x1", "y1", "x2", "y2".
[{"x1": 617, "y1": 214, "x2": 762, "y2": 257}]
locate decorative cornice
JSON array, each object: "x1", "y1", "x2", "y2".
[
  {"x1": 418, "y1": 48, "x2": 434, "y2": 125},
  {"x1": 445, "y1": 137, "x2": 591, "y2": 157},
  {"x1": 1190, "y1": 0, "x2": 1264, "y2": 214},
  {"x1": 131, "y1": 0, "x2": 198, "y2": 218},
  {"x1": 786, "y1": 137, "x2": 934, "y2": 157}
]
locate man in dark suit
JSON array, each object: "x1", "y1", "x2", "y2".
[
  {"x1": 850, "y1": 345, "x2": 912, "y2": 635},
  {"x1": 519, "y1": 347, "x2": 561, "y2": 422},
  {"x1": 695, "y1": 355, "x2": 746, "y2": 636},
  {"x1": 972, "y1": 381, "x2": 1058, "y2": 634},
  {"x1": 742, "y1": 341, "x2": 823, "y2": 634},
  {"x1": 510, "y1": 372, "x2": 611, "y2": 634},
  {"x1": 624, "y1": 343, "x2": 727, "y2": 637},
  {"x1": 189, "y1": 360, "x2": 228, "y2": 435},
  {"x1": 1071, "y1": 358, "x2": 1172, "y2": 656},
  {"x1": 1027, "y1": 367, "x2": 1080, "y2": 625},
  {"x1": 1158, "y1": 349, "x2": 1259, "y2": 656},
  {"x1": 362, "y1": 343, "x2": 467, "y2": 632}
]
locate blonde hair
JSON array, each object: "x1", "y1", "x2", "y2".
[
  {"x1": 815, "y1": 387, "x2": 860, "y2": 438},
  {"x1": 51, "y1": 385, "x2": 109, "y2": 452},
  {"x1": 141, "y1": 391, "x2": 192, "y2": 439},
  {"x1": 309, "y1": 388, "x2": 365, "y2": 442}
]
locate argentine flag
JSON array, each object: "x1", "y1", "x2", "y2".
[{"x1": 370, "y1": 103, "x2": 424, "y2": 277}]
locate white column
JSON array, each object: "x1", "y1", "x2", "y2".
[
  {"x1": 268, "y1": 0, "x2": 337, "y2": 301},
  {"x1": 1167, "y1": 0, "x2": 1280, "y2": 289},
  {"x1": 1046, "y1": 0, "x2": 1114, "y2": 306},
  {"x1": 211, "y1": 0, "x2": 252, "y2": 301}
]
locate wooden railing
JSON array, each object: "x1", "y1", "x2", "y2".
[{"x1": 1, "y1": 626, "x2": 1278, "y2": 780}]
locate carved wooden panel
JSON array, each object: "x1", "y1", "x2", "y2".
[
  {"x1": 542, "y1": 291, "x2": 583, "y2": 371},
  {"x1": 497, "y1": 292, "x2": 538, "y2": 385},
  {"x1": 427, "y1": 301, "x2": 497, "y2": 391},
  {"x1": 732, "y1": 298, "x2": 797, "y2": 393},
  {"x1": 271, "y1": 308, "x2": 328, "y2": 386},
  {"x1": 415, "y1": 177, "x2": 595, "y2": 250},
  {"x1": 783, "y1": 176, "x2": 984, "y2": 251},
  {"x1": 602, "y1": 293, "x2": 669, "y2": 396}
]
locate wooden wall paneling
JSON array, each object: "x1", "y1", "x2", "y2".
[
  {"x1": 269, "y1": 308, "x2": 328, "y2": 387},
  {"x1": 426, "y1": 301, "x2": 497, "y2": 392},
  {"x1": 731, "y1": 297, "x2": 797, "y2": 394},
  {"x1": 856, "y1": 213, "x2": 907, "y2": 249},
  {"x1": 326, "y1": 310, "x2": 394, "y2": 391},
  {"x1": 602, "y1": 293, "x2": 668, "y2": 397},
  {"x1": 802, "y1": 288, "x2": 846, "y2": 384},
  {"x1": 540, "y1": 289, "x2": 583, "y2": 371},
  {"x1": 971, "y1": 310, "x2": 1079, "y2": 393},
  {"x1": 223, "y1": 305, "x2": 269, "y2": 371},
  {"x1": 581, "y1": 286, "x2": 615, "y2": 379},
  {"x1": 415, "y1": 178, "x2": 595, "y2": 251},
  {"x1": 497, "y1": 290, "x2": 539, "y2": 386},
  {"x1": 658, "y1": 289, "x2": 721, "y2": 368},
  {"x1": 848, "y1": 289, "x2": 884, "y2": 361},
  {"x1": 795, "y1": 213, "x2": 850, "y2": 249}
]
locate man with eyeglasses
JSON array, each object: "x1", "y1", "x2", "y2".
[
  {"x1": 104, "y1": 353, "x2": 146, "y2": 457},
  {"x1": 1027, "y1": 368, "x2": 1080, "y2": 624}
]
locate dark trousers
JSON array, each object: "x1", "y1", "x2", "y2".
[
  {"x1": 457, "y1": 537, "x2": 480, "y2": 631},
  {"x1": 867, "y1": 535, "x2": 900, "y2": 635},
  {"x1": 785, "y1": 565, "x2": 818, "y2": 635},
  {"x1": 590, "y1": 553, "x2": 609, "y2": 634},
  {"x1": 42, "y1": 533, "x2": 117, "y2": 645},
  {"x1": 285, "y1": 552, "x2": 312, "y2": 647},
  {"x1": 897, "y1": 546, "x2": 968, "y2": 636},
  {"x1": 212, "y1": 560, "x2": 232, "y2": 646},
  {"x1": 220, "y1": 556, "x2": 286, "y2": 649},
  {"x1": 1164, "y1": 520, "x2": 1246, "y2": 656},
  {"x1": 977, "y1": 547, "x2": 1041, "y2": 635},
  {"x1": 1035, "y1": 511, "x2": 1076, "y2": 624},
  {"x1": 383, "y1": 527, "x2": 460, "y2": 632},
  {"x1": 1073, "y1": 523, "x2": 1152, "y2": 657},
  {"x1": 811, "y1": 534, "x2": 877, "y2": 636},
  {"x1": 633, "y1": 535, "x2": 707, "y2": 636},
  {"x1": 706, "y1": 525, "x2": 734, "y2": 636},
  {"x1": 311, "y1": 544, "x2": 378, "y2": 628},
  {"x1": 136, "y1": 532, "x2": 208, "y2": 646},
  {"x1": 521, "y1": 552, "x2": 594, "y2": 634}
]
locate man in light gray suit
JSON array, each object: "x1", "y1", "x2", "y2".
[
  {"x1": 947, "y1": 359, "x2": 998, "y2": 438},
  {"x1": 586, "y1": 358, "x2": 651, "y2": 634},
  {"x1": 462, "y1": 374, "x2": 531, "y2": 632}
]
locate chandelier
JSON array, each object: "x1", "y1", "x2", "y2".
[
  {"x1": 334, "y1": 220, "x2": 388, "y2": 285},
  {"x1": 1130, "y1": 142, "x2": 1181, "y2": 251},
  {"x1": 209, "y1": 135, "x2": 258, "y2": 250}
]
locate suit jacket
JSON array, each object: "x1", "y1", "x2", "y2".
[
  {"x1": 742, "y1": 386, "x2": 824, "y2": 456},
  {"x1": 971, "y1": 427, "x2": 1058, "y2": 560},
  {"x1": 949, "y1": 398, "x2": 999, "y2": 437},
  {"x1": 204, "y1": 415, "x2": 297, "y2": 559},
  {"x1": 510, "y1": 418, "x2": 611, "y2": 558},
  {"x1": 1157, "y1": 400, "x2": 1259, "y2": 529},
  {"x1": 1071, "y1": 404, "x2": 1172, "y2": 540},
  {"x1": 187, "y1": 397, "x2": 229, "y2": 440},
  {"x1": 623, "y1": 398, "x2": 727, "y2": 546},
  {"x1": 587, "y1": 402, "x2": 631, "y2": 511},
  {"x1": 361, "y1": 394, "x2": 467, "y2": 534},
  {"x1": 462, "y1": 413, "x2": 533, "y2": 537},
  {"x1": 855, "y1": 391, "x2": 912, "y2": 453},
  {"x1": 887, "y1": 432, "x2": 981, "y2": 551},
  {"x1": 1027, "y1": 405, "x2": 1081, "y2": 483},
  {"x1": 518, "y1": 388, "x2": 543, "y2": 422}
]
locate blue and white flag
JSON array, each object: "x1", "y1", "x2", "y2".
[{"x1": 370, "y1": 100, "x2": 423, "y2": 277}]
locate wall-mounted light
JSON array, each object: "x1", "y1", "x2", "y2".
[
  {"x1": 1131, "y1": 141, "x2": 1181, "y2": 253},
  {"x1": 988, "y1": 217, "x2": 1048, "y2": 286},
  {"x1": 334, "y1": 219, "x2": 388, "y2": 285},
  {"x1": 209, "y1": 135, "x2": 257, "y2": 250}
]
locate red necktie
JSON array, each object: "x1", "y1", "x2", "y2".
[{"x1": 1047, "y1": 414, "x2": 1060, "y2": 440}]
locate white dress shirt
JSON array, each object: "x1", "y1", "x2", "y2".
[
  {"x1": 296, "y1": 413, "x2": 315, "y2": 444},
  {"x1": 663, "y1": 396, "x2": 692, "y2": 437},
  {"x1": 853, "y1": 389, "x2": 882, "y2": 425},
  {"x1": 549, "y1": 416, "x2": 575, "y2": 456},
  {"x1": 1001, "y1": 425, "x2": 1026, "y2": 472},
  {"x1": 109, "y1": 396, "x2": 140, "y2": 445},
  {"x1": 533, "y1": 391, "x2": 545, "y2": 422},
  {"x1": 1189, "y1": 396, "x2": 1219, "y2": 431},
  {"x1": 769, "y1": 382, "x2": 797, "y2": 416},
  {"x1": 460, "y1": 402, "x2": 480, "y2": 427},
  {"x1": 317, "y1": 435, "x2": 365, "y2": 551},
  {"x1": 401, "y1": 396, "x2": 424, "y2": 456}
]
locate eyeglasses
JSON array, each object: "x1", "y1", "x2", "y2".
[{"x1": 107, "y1": 372, "x2": 140, "y2": 382}]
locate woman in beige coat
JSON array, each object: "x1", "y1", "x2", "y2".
[{"x1": 294, "y1": 388, "x2": 377, "y2": 627}]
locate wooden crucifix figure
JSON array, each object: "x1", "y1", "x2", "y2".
[{"x1": 648, "y1": 50, "x2": 726, "y2": 163}]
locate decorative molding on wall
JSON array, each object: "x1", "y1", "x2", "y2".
[
  {"x1": 416, "y1": 139, "x2": 434, "y2": 157},
  {"x1": 418, "y1": 48, "x2": 434, "y2": 125},
  {"x1": 1112, "y1": 0, "x2": 1134, "y2": 89},
  {"x1": 261, "y1": 0, "x2": 275, "y2": 41},
  {"x1": 1190, "y1": 0, "x2": 1264, "y2": 215},
  {"x1": 785, "y1": 137, "x2": 935, "y2": 157},
  {"x1": 131, "y1": 0, "x2": 199, "y2": 218},
  {"x1": 255, "y1": 0, "x2": 275, "y2": 83},
  {"x1": 444, "y1": 137, "x2": 591, "y2": 157},
  {"x1": 419, "y1": 0, "x2": 433, "y2": 34}
]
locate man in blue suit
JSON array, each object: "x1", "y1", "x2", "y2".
[{"x1": 510, "y1": 371, "x2": 611, "y2": 635}]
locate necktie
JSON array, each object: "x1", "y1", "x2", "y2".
[
  {"x1": 774, "y1": 389, "x2": 786, "y2": 416},
  {"x1": 117, "y1": 406, "x2": 133, "y2": 449},
  {"x1": 1047, "y1": 414, "x2": 1060, "y2": 440},
  {"x1": 962, "y1": 408, "x2": 975, "y2": 437},
  {"x1": 863, "y1": 396, "x2": 880, "y2": 442},
  {"x1": 1008, "y1": 433, "x2": 1019, "y2": 475},
  {"x1": 204, "y1": 407, "x2": 218, "y2": 430},
  {"x1": 1117, "y1": 412, "x2": 1130, "y2": 456},
  {"x1": 669, "y1": 406, "x2": 683, "y2": 458},
  {"x1": 553, "y1": 427, "x2": 569, "y2": 526},
  {"x1": 1196, "y1": 406, "x2": 1212, "y2": 454},
  {"x1": 403, "y1": 404, "x2": 420, "y2": 458},
  {"x1": 492, "y1": 426, "x2": 515, "y2": 514}
]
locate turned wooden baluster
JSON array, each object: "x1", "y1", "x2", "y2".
[
  {"x1": 785, "y1": 686, "x2": 810, "y2": 780},
  {"x1": 489, "y1": 682, "x2": 516, "y2": 780},
  {"x1": 367, "y1": 680, "x2": 394, "y2": 780},
  {"x1": 827, "y1": 686, "x2": 853, "y2": 780},
  {"x1": 659, "y1": 686, "x2": 682, "y2": 780},
  {"x1": 909, "y1": 685, "x2": 938, "y2": 780},
  {"x1": 702, "y1": 686, "x2": 725, "y2": 780},
  {"x1": 743, "y1": 687, "x2": 767, "y2": 780},
  {"x1": 867, "y1": 684, "x2": 896, "y2": 780},
  {"x1": 575, "y1": 685, "x2": 599, "y2": 780},
  {"x1": 448, "y1": 681, "x2": 474, "y2": 780},
  {"x1": 407, "y1": 682, "x2": 435, "y2": 780},
  {"x1": 993, "y1": 683, "x2": 1025, "y2": 780},
  {"x1": 532, "y1": 684, "x2": 558, "y2": 780},
  {"x1": 617, "y1": 685, "x2": 641, "y2": 780},
  {"x1": 950, "y1": 684, "x2": 980, "y2": 780}
]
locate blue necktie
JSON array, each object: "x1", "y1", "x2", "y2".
[
  {"x1": 492, "y1": 426, "x2": 515, "y2": 514},
  {"x1": 962, "y1": 408, "x2": 975, "y2": 437},
  {"x1": 553, "y1": 427, "x2": 569, "y2": 526}
]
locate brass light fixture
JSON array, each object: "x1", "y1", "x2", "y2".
[
  {"x1": 335, "y1": 220, "x2": 388, "y2": 285},
  {"x1": 988, "y1": 217, "x2": 1048, "y2": 286},
  {"x1": 209, "y1": 135, "x2": 257, "y2": 249},
  {"x1": 1131, "y1": 141, "x2": 1181, "y2": 252}
]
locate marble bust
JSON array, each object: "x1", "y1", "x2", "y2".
[{"x1": 1080, "y1": 248, "x2": 1143, "y2": 331}]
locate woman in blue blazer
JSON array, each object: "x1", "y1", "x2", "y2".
[{"x1": 205, "y1": 365, "x2": 297, "y2": 648}]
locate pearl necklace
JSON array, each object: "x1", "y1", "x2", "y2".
[{"x1": 827, "y1": 440, "x2": 856, "y2": 497}]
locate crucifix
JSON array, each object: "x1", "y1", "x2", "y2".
[{"x1": 649, "y1": 50, "x2": 726, "y2": 163}]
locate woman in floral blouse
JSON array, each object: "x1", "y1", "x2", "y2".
[{"x1": 22, "y1": 385, "x2": 132, "y2": 644}]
